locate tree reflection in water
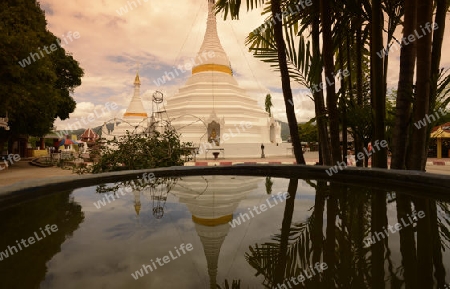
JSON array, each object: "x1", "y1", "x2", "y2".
[
  {"x1": 96, "y1": 176, "x2": 178, "y2": 219},
  {"x1": 220, "y1": 179, "x2": 450, "y2": 289},
  {"x1": 0, "y1": 190, "x2": 85, "y2": 288}
]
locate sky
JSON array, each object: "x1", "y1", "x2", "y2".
[{"x1": 38, "y1": 0, "x2": 450, "y2": 131}]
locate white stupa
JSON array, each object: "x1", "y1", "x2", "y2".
[
  {"x1": 103, "y1": 72, "x2": 149, "y2": 139},
  {"x1": 165, "y1": 0, "x2": 284, "y2": 157}
]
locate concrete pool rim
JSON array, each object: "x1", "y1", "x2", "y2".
[{"x1": 0, "y1": 165, "x2": 449, "y2": 206}]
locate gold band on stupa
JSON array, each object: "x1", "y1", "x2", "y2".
[
  {"x1": 192, "y1": 64, "x2": 232, "y2": 75},
  {"x1": 123, "y1": 112, "x2": 148, "y2": 117},
  {"x1": 192, "y1": 214, "x2": 233, "y2": 226}
]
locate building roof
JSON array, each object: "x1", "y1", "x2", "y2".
[
  {"x1": 80, "y1": 128, "x2": 99, "y2": 140},
  {"x1": 431, "y1": 122, "x2": 450, "y2": 138}
]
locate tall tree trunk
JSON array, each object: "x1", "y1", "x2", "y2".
[
  {"x1": 339, "y1": 38, "x2": 348, "y2": 165},
  {"x1": 312, "y1": 181, "x2": 326, "y2": 264},
  {"x1": 406, "y1": 0, "x2": 434, "y2": 170},
  {"x1": 396, "y1": 194, "x2": 418, "y2": 289},
  {"x1": 270, "y1": 0, "x2": 306, "y2": 165},
  {"x1": 391, "y1": 0, "x2": 417, "y2": 170},
  {"x1": 320, "y1": 0, "x2": 341, "y2": 164},
  {"x1": 414, "y1": 198, "x2": 433, "y2": 288},
  {"x1": 342, "y1": 99, "x2": 348, "y2": 164},
  {"x1": 323, "y1": 184, "x2": 338, "y2": 288},
  {"x1": 429, "y1": 0, "x2": 447, "y2": 107},
  {"x1": 312, "y1": 0, "x2": 332, "y2": 166},
  {"x1": 274, "y1": 178, "x2": 298, "y2": 285},
  {"x1": 371, "y1": 0, "x2": 387, "y2": 168},
  {"x1": 355, "y1": 10, "x2": 364, "y2": 167},
  {"x1": 421, "y1": 0, "x2": 449, "y2": 170},
  {"x1": 345, "y1": 28, "x2": 354, "y2": 166},
  {"x1": 429, "y1": 200, "x2": 446, "y2": 287},
  {"x1": 371, "y1": 190, "x2": 387, "y2": 289}
]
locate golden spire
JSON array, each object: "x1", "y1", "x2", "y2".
[
  {"x1": 191, "y1": 0, "x2": 232, "y2": 76},
  {"x1": 134, "y1": 72, "x2": 140, "y2": 85},
  {"x1": 134, "y1": 63, "x2": 141, "y2": 85}
]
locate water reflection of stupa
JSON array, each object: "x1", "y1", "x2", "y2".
[{"x1": 171, "y1": 176, "x2": 260, "y2": 288}]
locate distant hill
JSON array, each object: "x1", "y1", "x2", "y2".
[{"x1": 55, "y1": 123, "x2": 115, "y2": 138}]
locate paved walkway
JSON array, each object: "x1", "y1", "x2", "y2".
[
  {"x1": 186, "y1": 151, "x2": 450, "y2": 166},
  {"x1": 0, "y1": 160, "x2": 73, "y2": 187},
  {"x1": 0, "y1": 152, "x2": 448, "y2": 188}
]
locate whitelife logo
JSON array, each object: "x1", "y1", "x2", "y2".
[
  {"x1": 274, "y1": 262, "x2": 328, "y2": 289},
  {"x1": 197, "y1": 121, "x2": 253, "y2": 155},
  {"x1": 413, "y1": 108, "x2": 448, "y2": 130},
  {"x1": 131, "y1": 243, "x2": 193, "y2": 280},
  {"x1": 229, "y1": 192, "x2": 290, "y2": 228},
  {"x1": 0, "y1": 154, "x2": 20, "y2": 171},
  {"x1": 252, "y1": 0, "x2": 313, "y2": 35},
  {"x1": 18, "y1": 32, "x2": 80, "y2": 68},
  {"x1": 325, "y1": 139, "x2": 388, "y2": 176},
  {"x1": 152, "y1": 51, "x2": 215, "y2": 87},
  {"x1": 377, "y1": 22, "x2": 438, "y2": 58},
  {"x1": 363, "y1": 210, "x2": 425, "y2": 247},
  {"x1": 55, "y1": 101, "x2": 119, "y2": 139},
  {"x1": 116, "y1": 0, "x2": 150, "y2": 16},
  {"x1": 93, "y1": 173, "x2": 156, "y2": 209},
  {"x1": 0, "y1": 224, "x2": 59, "y2": 261}
]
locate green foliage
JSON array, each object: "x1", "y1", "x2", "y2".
[
  {"x1": 91, "y1": 128, "x2": 193, "y2": 173},
  {"x1": 435, "y1": 68, "x2": 450, "y2": 119},
  {"x1": 265, "y1": 93, "x2": 273, "y2": 116},
  {"x1": 297, "y1": 120, "x2": 318, "y2": 143},
  {"x1": 346, "y1": 100, "x2": 373, "y2": 144},
  {"x1": 0, "y1": 0, "x2": 83, "y2": 140},
  {"x1": 265, "y1": 176, "x2": 273, "y2": 194}
]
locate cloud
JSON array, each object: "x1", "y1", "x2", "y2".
[{"x1": 41, "y1": 0, "x2": 450, "y2": 129}]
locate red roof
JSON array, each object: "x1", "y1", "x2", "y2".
[
  {"x1": 431, "y1": 122, "x2": 450, "y2": 133},
  {"x1": 80, "y1": 128, "x2": 99, "y2": 141}
]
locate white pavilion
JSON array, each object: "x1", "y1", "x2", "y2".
[{"x1": 164, "y1": 0, "x2": 286, "y2": 158}]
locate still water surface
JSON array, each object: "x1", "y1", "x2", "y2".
[{"x1": 0, "y1": 175, "x2": 449, "y2": 289}]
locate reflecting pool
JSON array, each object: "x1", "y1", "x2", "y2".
[{"x1": 0, "y1": 175, "x2": 449, "y2": 288}]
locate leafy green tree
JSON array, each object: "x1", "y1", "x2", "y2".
[
  {"x1": 0, "y1": 0, "x2": 83, "y2": 144},
  {"x1": 265, "y1": 176, "x2": 273, "y2": 194},
  {"x1": 298, "y1": 120, "x2": 318, "y2": 143},
  {"x1": 265, "y1": 93, "x2": 273, "y2": 117},
  {"x1": 91, "y1": 128, "x2": 193, "y2": 173}
]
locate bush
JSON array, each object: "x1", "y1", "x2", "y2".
[{"x1": 91, "y1": 127, "x2": 193, "y2": 173}]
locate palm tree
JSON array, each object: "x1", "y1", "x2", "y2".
[
  {"x1": 265, "y1": 93, "x2": 273, "y2": 117},
  {"x1": 407, "y1": 0, "x2": 434, "y2": 171},
  {"x1": 216, "y1": 0, "x2": 307, "y2": 165},
  {"x1": 371, "y1": 0, "x2": 388, "y2": 169},
  {"x1": 320, "y1": 0, "x2": 342, "y2": 164},
  {"x1": 390, "y1": 0, "x2": 418, "y2": 170}
]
